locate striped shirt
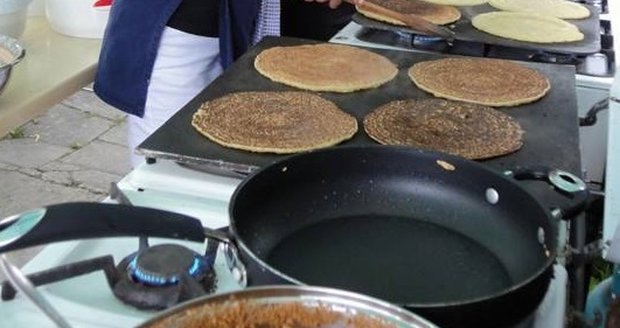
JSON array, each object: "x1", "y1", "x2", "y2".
[{"x1": 253, "y1": 0, "x2": 281, "y2": 43}]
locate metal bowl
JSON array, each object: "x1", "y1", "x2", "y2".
[
  {"x1": 138, "y1": 286, "x2": 439, "y2": 328},
  {"x1": 0, "y1": 34, "x2": 25, "y2": 95}
]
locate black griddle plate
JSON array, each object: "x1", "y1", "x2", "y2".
[
  {"x1": 138, "y1": 36, "x2": 581, "y2": 176},
  {"x1": 352, "y1": 3, "x2": 601, "y2": 55}
]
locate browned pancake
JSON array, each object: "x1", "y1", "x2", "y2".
[
  {"x1": 409, "y1": 58, "x2": 550, "y2": 107},
  {"x1": 192, "y1": 91, "x2": 358, "y2": 154},
  {"x1": 357, "y1": 0, "x2": 461, "y2": 25},
  {"x1": 254, "y1": 44, "x2": 398, "y2": 93},
  {"x1": 363, "y1": 98, "x2": 523, "y2": 159}
]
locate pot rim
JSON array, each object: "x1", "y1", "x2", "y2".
[{"x1": 137, "y1": 285, "x2": 439, "y2": 328}]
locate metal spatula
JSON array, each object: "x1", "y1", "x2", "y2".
[{"x1": 346, "y1": 0, "x2": 455, "y2": 41}]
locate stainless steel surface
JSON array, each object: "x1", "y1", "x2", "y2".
[
  {"x1": 0, "y1": 254, "x2": 71, "y2": 328},
  {"x1": 138, "y1": 285, "x2": 439, "y2": 328},
  {"x1": 0, "y1": 34, "x2": 24, "y2": 95}
]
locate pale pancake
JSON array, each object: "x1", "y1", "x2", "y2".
[
  {"x1": 408, "y1": 57, "x2": 550, "y2": 107},
  {"x1": 356, "y1": 0, "x2": 461, "y2": 26},
  {"x1": 472, "y1": 12, "x2": 584, "y2": 43},
  {"x1": 191, "y1": 91, "x2": 358, "y2": 154},
  {"x1": 363, "y1": 98, "x2": 523, "y2": 160},
  {"x1": 254, "y1": 44, "x2": 397, "y2": 93},
  {"x1": 420, "y1": 0, "x2": 487, "y2": 6},
  {"x1": 489, "y1": 0, "x2": 590, "y2": 20}
]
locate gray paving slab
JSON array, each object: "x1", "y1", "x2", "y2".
[
  {"x1": 39, "y1": 161, "x2": 122, "y2": 193},
  {"x1": 60, "y1": 141, "x2": 132, "y2": 176},
  {"x1": 0, "y1": 88, "x2": 132, "y2": 280},
  {"x1": 0, "y1": 139, "x2": 71, "y2": 168},
  {"x1": 0, "y1": 170, "x2": 102, "y2": 219},
  {"x1": 62, "y1": 90, "x2": 126, "y2": 122},
  {"x1": 73, "y1": 170, "x2": 123, "y2": 194},
  {"x1": 39, "y1": 162, "x2": 84, "y2": 172},
  {"x1": 0, "y1": 162, "x2": 17, "y2": 170},
  {"x1": 38, "y1": 162, "x2": 81, "y2": 186},
  {"x1": 17, "y1": 167, "x2": 42, "y2": 177},
  {"x1": 98, "y1": 121, "x2": 128, "y2": 146},
  {"x1": 0, "y1": 170, "x2": 103, "y2": 281},
  {"x1": 22, "y1": 104, "x2": 115, "y2": 148}
]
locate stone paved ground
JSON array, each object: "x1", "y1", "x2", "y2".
[{"x1": 0, "y1": 89, "x2": 131, "y2": 279}]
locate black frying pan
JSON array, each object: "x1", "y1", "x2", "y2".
[
  {"x1": 0, "y1": 146, "x2": 587, "y2": 328},
  {"x1": 228, "y1": 146, "x2": 588, "y2": 327}
]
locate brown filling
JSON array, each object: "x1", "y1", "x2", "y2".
[{"x1": 150, "y1": 301, "x2": 395, "y2": 328}]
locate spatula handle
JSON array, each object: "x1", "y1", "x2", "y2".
[{"x1": 349, "y1": 0, "x2": 455, "y2": 40}]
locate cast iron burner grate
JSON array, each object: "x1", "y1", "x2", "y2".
[
  {"x1": 128, "y1": 244, "x2": 207, "y2": 286},
  {"x1": 114, "y1": 244, "x2": 216, "y2": 310},
  {"x1": 0, "y1": 241, "x2": 218, "y2": 310}
]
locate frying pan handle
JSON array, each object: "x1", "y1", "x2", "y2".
[
  {"x1": 506, "y1": 167, "x2": 589, "y2": 220},
  {"x1": 202, "y1": 227, "x2": 248, "y2": 287},
  {"x1": 0, "y1": 202, "x2": 206, "y2": 254}
]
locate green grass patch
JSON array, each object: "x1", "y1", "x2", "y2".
[
  {"x1": 7, "y1": 126, "x2": 26, "y2": 139},
  {"x1": 589, "y1": 258, "x2": 614, "y2": 291}
]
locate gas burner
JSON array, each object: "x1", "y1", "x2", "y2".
[
  {"x1": 128, "y1": 244, "x2": 207, "y2": 286},
  {"x1": 112, "y1": 244, "x2": 217, "y2": 310},
  {"x1": 1, "y1": 242, "x2": 219, "y2": 311}
]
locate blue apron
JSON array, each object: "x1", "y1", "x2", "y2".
[{"x1": 94, "y1": 0, "x2": 260, "y2": 117}]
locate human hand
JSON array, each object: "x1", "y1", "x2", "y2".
[{"x1": 304, "y1": 0, "x2": 365, "y2": 9}]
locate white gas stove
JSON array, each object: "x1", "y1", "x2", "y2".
[
  {"x1": 0, "y1": 162, "x2": 243, "y2": 327},
  {"x1": 0, "y1": 160, "x2": 568, "y2": 327}
]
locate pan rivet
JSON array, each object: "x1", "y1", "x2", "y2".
[
  {"x1": 538, "y1": 227, "x2": 545, "y2": 244},
  {"x1": 485, "y1": 188, "x2": 499, "y2": 205}
]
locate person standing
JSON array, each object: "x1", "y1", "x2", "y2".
[{"x1": 95, "y1": 0, "x2": 358, "y2": 166}]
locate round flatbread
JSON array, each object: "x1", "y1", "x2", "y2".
[
  {"x1": 356, "y1": 0, "x2": 461, "y2": 26},
  {"x1": 192, "y1": 92, "x2": 358, "y2": 154},
  {"x1": 472, "y1": 12, "x2": 584, "y2": 43},
  {"x1": 489, "y1": 0, "x2": 590, "y2": 20},
  {"x1": 408, "y1": 57, "x2": 550, "y2": 107},
  {"x1": 363, "y1": 98, "x2": 523, "y2": 159},
  {"x1": 254, "y1": 44, "x2": 397, "y2": 93},
  {"x1": 419, "y1": 0, "x2": 487, "y2": 6}
]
